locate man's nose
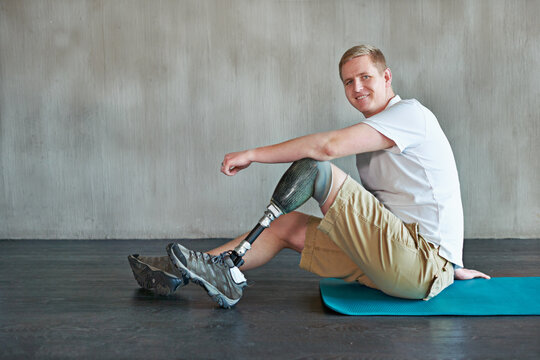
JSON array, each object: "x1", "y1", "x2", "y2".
[{"x1": 354, "y1": 78, "x2": 363, "y2": 92}]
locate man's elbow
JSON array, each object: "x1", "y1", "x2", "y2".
[{"x1": 319, "y1": 140, "x2": 340, "y2": 160}]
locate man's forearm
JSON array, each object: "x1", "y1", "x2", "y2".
[{"x1": 248, "y1": 132, "x2": 333, "y2": 164}]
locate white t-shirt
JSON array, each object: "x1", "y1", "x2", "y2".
[{"x1": 357, "y1": 95, "x2": 464, "y2": 266}]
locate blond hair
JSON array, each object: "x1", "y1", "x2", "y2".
[{"x1": 339, "y1": 45, "x2": 387, "y2": 79}]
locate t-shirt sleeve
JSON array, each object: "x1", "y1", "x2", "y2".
[{"x1": 362, "y1": 100, "x2": 426, "y2": 152}]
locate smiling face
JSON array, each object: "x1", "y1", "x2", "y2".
[{"x1": 341, "y1": 55, "x2": 394, "y2": 118}]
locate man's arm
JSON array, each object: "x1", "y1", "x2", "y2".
[{"x1": 221, "y1": 123, "x2": 395, "y2": 176}]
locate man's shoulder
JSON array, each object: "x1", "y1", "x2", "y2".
[
  {"x1": 391, "y1": 97, "x2": 438, "y2": 121},
  {"x1": 383, "y1": 97, "x2": 424, "y2": 119},
  {"x1": 392, "y1": 97, "x2": 421, "y2": 109}
]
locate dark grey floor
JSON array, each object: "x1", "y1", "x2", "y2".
[{"x1": 0, "y1": 239, "x2": 539, "y2": 359}]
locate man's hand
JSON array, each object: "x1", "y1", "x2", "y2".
[
  {"x1": 221, "y1": 150, "x2": 252, "y2": 176},
  {"x1": 454, "y1": 268, "x2": 491, "y2": 280}
]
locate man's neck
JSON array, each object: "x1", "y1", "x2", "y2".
[{"x1": 365, "y1": 90, "x2": 396, "y2": 118}]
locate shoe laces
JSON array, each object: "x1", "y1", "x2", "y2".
[
  {"x1": 210, "y1": 251, "x2": 233, "y2": 266},
  {"x1": 189, "y1": 249, "x2": 231, "y2": 267}
]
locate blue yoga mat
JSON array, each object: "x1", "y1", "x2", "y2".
[{"x1": 320, "y1": 277, "x2": 540, "y2": 316}]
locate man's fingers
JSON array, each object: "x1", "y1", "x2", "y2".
[
  {"x1": 221, "y1": 162, "x2": 240, "y2": 176},
  {"x1": 221, "y1": 155, "x2": 251, "y2": 176},
  {"x1": 455, "y1": 268, "x2": 491, "y2": 280},
  {"x1": 475, "y1": 270, "x2": 491, "y2": 279},
  {"x1": 469, "y1": 269, "x2": 491, "y2": 279},
  {"x1": 223, "y1": 166, "x2": 234, "y2": 176}
]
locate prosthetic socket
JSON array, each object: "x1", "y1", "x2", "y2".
[{"x1": 230, "y1": 158, "x2": 333, "y2": 266}]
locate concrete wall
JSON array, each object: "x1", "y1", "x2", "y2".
[{"x1": 1, "y1": 0, "x2": 538, "y2": 239}]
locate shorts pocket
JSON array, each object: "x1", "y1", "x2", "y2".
[
  {"x1": 423, "y1": 274, "x2": 443, "y2": 300},
  {"x1": 423, "y1": 260, "x2": 454, "y2": 301}
]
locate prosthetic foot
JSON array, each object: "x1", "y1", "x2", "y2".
[
  {"x1": 166, "y1": 243, "x2": 247, "y2": 308},
  {"x1": 128, "y1": 254, "x2": 188, "y2": 295},
  {"x1": 230, "y1": 158, "x2": 332, "y2": 266}
]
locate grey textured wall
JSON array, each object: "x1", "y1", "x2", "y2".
[{"x1": 1, "y1": 0, "x2": 539, "y2": 239}]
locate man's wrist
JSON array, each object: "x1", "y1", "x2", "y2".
[{"x1": 246, "y1": 148, "x2": 257, "y2": 163}]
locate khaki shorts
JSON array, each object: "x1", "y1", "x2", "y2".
[{"x1": 299, "y1": 176, "x2": 454, "y2": 300}]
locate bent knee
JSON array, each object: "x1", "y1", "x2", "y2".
[{"x1": 269, "y1": 212, "x2": 309, "y2": 251}]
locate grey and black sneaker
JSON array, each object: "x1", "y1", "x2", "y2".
[
  {"x1": 166, "y1": 243, "x2": 247, "y2": 308},
  {"x1": 128, "y1": 254, "x2": 188, "y2": 296}
]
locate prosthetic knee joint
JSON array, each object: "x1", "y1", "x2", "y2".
[{"x1": 230, "y1": 158, "x2": 333, "y2": 266}]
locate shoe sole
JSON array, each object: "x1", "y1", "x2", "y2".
[
  {"x1": 166, "y1": 244, "x2": 239, "y2": 309},
  {"x1": 128, "y1": 254, "x2": 186, "y2": 296}
]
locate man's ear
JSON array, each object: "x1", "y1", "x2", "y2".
[{"x1": 384, "y1": 68, "x2": 392, "y2": 88}]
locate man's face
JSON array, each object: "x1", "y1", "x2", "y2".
[{"x1": 341, "y1": 55, "x2": 392, "y2": 118}]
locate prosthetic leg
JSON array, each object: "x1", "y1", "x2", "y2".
[{"x1": 230, "y1": 158, "x2": 333, "y2": 266}]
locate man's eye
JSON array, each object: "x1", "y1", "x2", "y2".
[
  {"x1": 362, "y1": 75, "x2": 370, "y2": 80},
  {"x1": 345, "y1": 80, "x2": 352, "y2": 86}
]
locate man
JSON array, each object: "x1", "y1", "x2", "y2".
[{"x1": 129, "y1": 45, "x2": 489, "y2": 308}]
